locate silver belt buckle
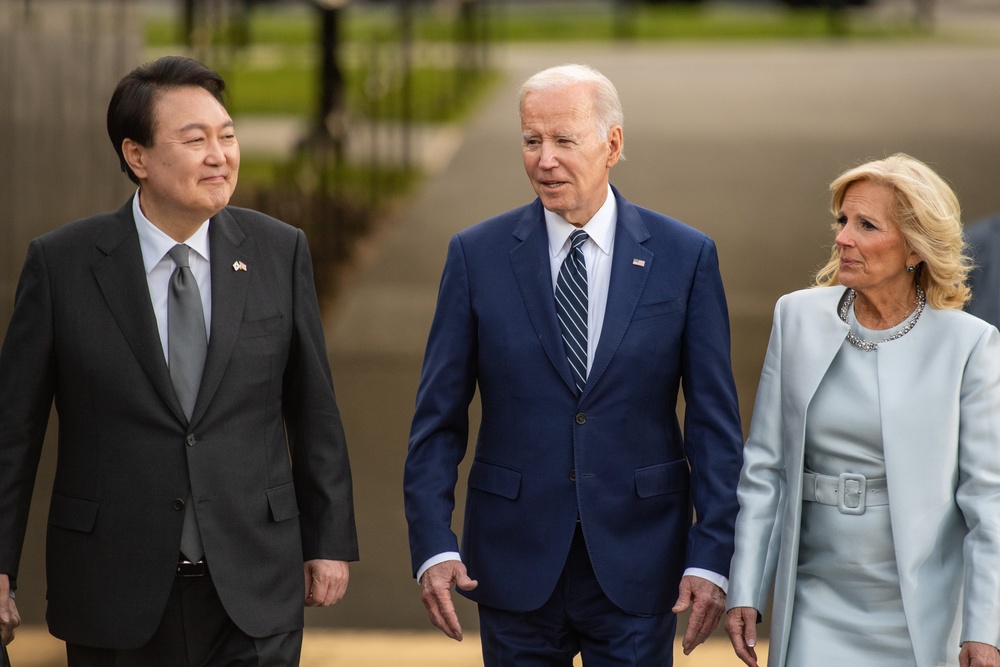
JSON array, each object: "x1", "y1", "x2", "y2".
[{"x1": 837, "y1": 472, "x2": 866, "y2": 515}]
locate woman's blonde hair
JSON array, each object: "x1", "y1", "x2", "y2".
[{"x1": 813, "y1": 153, "x2": 970, "y2": 309}]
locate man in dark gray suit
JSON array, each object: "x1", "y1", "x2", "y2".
[
  {"x1": 967, "y1": 211, "x2": 1000, "y2": 326},
  {"x1": 0, "y1": 56, "x2": 358, "y2": 665}
]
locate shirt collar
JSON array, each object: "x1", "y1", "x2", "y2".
[
  {"x1": 545, "y1": 184, "x2": 616, "y2": 258},
  {"x1": 133, "y1": 189, "x2": 211, "y2": 275}
]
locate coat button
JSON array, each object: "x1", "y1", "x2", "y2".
[
  {"x1": 575, "y1": 413, "x2": 587, "y2": 424},
  {"x1": 186, "y1": 434, "x2": 196, "y2": 446},
  {"x1": 569, "y1": 469, "x2": 577, "y2": 483},
  {"x1": 172, "y1": 498, "x2": 185, "y2": 511}
]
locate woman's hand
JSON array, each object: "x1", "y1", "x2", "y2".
[
  {"x1": 725, "y1": 606, "x2": 760, "y2": 667},
  {"x1": 960, "y1": 641, "x2": 1000, "y2": 667}
]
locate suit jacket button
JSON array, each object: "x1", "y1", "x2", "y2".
[
  {"x1": 172, "y1": 498, "x2": 185, "y2": 511},
  {"x1": 186, "y1": 434, "x2": 196, "y2": 446},
  {"x1": 575, "y1": 413, "x2": 587, "y2": 425},
  {"x1": 569, "y1": 469, "x2": 576, "y2": 483}
]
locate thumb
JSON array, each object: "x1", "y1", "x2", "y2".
[
  {"x1": 672, "y1": 578, "x2": 692, "y2": 613},
  {"x1": 456, "y1": 572, "x2": 479, "y2": 592}
]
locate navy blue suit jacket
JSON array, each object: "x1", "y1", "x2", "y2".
[
  {"x1": 404, "y1": 186, "x2": 743, "y2": 615},
  {"x1": 966, "y1": 212, "x2": 1000, "y2": 327}
]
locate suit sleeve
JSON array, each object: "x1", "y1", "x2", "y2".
[
  {"x1": 727, "y1": 297, "x2": 786, "y2": 612},
  {"x1": 283, "y1": 229, "x2": 358, "y2": 562},
  {"x1": 678, "y1": 236, "x2": 745, "y2": 579},
  {"x1": 0, "y1": 240, "x2": 58, "y2": 583},
  {"x1": 403, "y1": 234, "x2": 478, "y2": 577},
  {"x1": 955, "y1": 325, "x2": 1000, "y2": 646}
]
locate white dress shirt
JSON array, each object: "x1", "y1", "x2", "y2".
[{"x1": 132, "y1": 189, "x2": 212, "y2": 362}]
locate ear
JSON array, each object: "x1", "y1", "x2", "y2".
[
  {"x1": 907, "y1": 250, "x2": 923, "y2": 270},
  {"x1": 606, "y1": 125, "x2": 623, "y2": 169},
  {"x1": 122, "y1": 139, "x2": 148, "y2": 181}
]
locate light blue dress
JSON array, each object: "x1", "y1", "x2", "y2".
[{"x1": 785, "y1": 304, "x2": 916, "y2": 666}]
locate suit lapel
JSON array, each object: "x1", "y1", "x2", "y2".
[
  {"x1": 92, "y1": 198, "x2": 187, "y2": 423},
  {"x1": 509, "y1": 202, "x2": 577, "y2": 394},
  {"x1": 190, "y1": 208, "x2": 249, "y2": 424},
  {"x1": 585, "y1": 192, "x2": 651, "y2": 397}
]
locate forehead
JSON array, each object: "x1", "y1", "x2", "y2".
[
  {"x1": 843, "y1": 180, "x2": 895, "y2": 217},
  {"x1": 151, "y1": 86, "x2": 229, "y2": 132},
  {"x1": 521, "y1": 84, "x2": 597, "y2": 131}
]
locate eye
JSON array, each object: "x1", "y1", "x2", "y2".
[
  {"x1": 859, "y1": 219, "x2": 877, "y2": 231},
  {"x1": 835, "y1": 215, "x2": 847, "y2": 226}
]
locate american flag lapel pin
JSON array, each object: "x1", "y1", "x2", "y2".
[
  {"x1": 233, "y1": 260, "x2": 247, "y2": 272},
  {"x1": 632, "y1": 258, "x2": 646, "y2": 267}
]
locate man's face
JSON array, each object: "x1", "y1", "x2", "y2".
[
  {"x1": 521, "y1": 84, "x2": 622, "y2": 227},
  {"x1": 130, "y1": 85, "x2": 239, "y2": 227}
]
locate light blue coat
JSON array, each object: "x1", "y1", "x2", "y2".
[{"x1": 728, "y1": 286, "x2": 1000, "y2": 667}]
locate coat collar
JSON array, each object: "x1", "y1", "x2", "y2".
[
  {"x1": 92, "y1": 199, "x2": 249, "y2": 427},
  {"x1": 509, "y1": 185, "x2": 652, "y2": 399}
]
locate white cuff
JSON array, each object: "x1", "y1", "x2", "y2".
[
  {"x1": 416, "y1": 552, "x2": 462, "y2": 584},
  {"x1": 683, "y1": 567, "x2": 729, "y2": 594}
]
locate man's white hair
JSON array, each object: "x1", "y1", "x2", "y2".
[{"x1": 519, "y1": 63, "x2": 625, "y2": 151}]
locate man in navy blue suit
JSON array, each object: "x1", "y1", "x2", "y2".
[{"x1": 404, "y1": 64, "x2": 744, "y2": 666}]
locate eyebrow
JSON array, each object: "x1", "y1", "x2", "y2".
[{"x1": 179, "y1": 120, "x2": 235, "y2": 133}]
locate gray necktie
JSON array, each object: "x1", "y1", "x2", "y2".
[
  {"x1": 168, "y1": 244, "x2": 206, "y2": 562},
  {"x1": 555, "y1": 229, "x2": 589, "y2": 395}
]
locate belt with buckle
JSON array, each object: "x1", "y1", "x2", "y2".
[
  {"x1": 802, "y1": 470, "x2": 888, "y2": 515},
  {"x1": 176, "y1": 557, "x2": 206, "y2": 577}
]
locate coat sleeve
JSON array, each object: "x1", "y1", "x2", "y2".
[
  {"x1": 0, "y1": 240, "x2": 58, "y2": 584},
  {"x1": 678, "y1": 236, "x2": 746, "y2": 579},
  {"x1": 727, "y1": 296, "x2": 787, "y2": 612},
  {"x1": 403, "y1": 234, "x2": 479, "y2": 577},
  {"x1": 283, "y1": 228, "x2": 359, "y2": 562},
  {"x1": 955, "y1": 325, "x2": 1000, "y2": 647}
]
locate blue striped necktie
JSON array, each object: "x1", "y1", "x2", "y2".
[{"x1": 555, "y1": 229, "x2": 589, "y2": 394}]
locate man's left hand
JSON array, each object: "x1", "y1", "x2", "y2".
[
  {"x1": 960, "y1": 641, "x2": 1000, "y2": 667},
  {"x1": 303, "y1": 560, "x2": 350, "y2": 607},
  {"x1": 671, "y1": 575, "x2": 726, "y2": 655}
]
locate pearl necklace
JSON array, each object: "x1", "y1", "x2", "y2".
[{"x1": 839, "y1": 285, "x2": 926, "y2": 352}]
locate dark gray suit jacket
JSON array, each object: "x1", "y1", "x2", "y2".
[
  {"x1": 966, "y1": 212, "x2": 1000, "y2": 326},
  {"x1": 0, "y1": 197, "x2": 358, "y2": 648}
]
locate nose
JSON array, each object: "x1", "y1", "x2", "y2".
[
  {"x1": 835, "y1": 224, "x2": 853, "y2": 248},
  {"x1": 205, "y1": 138, "x2": 227, "y2": 165},
  {"x1": 538, "y1": 142, "x2": 558, "y2": 169}
]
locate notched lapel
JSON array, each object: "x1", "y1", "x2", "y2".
[
  {"x1": 92, "y1": 203, "x2": 187, "y2": 423},
  {"x1": 509, "y1": 203, "x2": 577, "y2": 394},
  {"x1": 190, "y1": 209, "x2": 249, "y2": 424},
  {"x1": 585, "y1": 194, "x2": 651, "y2": 396}
]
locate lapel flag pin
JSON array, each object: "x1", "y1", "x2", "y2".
[
  {"x1": 632, "y1": 259, "x2": 646, "y2": 267},
  {"x1": 233, "y1": 260, "x2": 247, "y2": 272}
]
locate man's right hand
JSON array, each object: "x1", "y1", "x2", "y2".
[
  {"x1": 0, "y1": 574, "x2": 20, "y2": 646},
  {"x1": 419, "y1": 560, "x2": 478, "y2": 641}
]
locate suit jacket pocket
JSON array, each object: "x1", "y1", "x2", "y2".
[
  {"x1": 632, "y1": 298, "x2": 684, "y2": 322},
  {"x1": 267, "y1": 483, "x2": 300, "y2": 522},
  {"x1": 239, "y1": 314, "x2": 284, "y2": 339},
  {"x1": 635, "y1": 460, "x2": 690, "y2": 498},
  {"x1": 49, "y1": 494, "x2": 99, "y2": 532},
  {"x1": 469, "y1": 460, "x2": 521, "y2": 500}
]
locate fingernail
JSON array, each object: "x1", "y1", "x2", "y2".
[{"x1": 747, "y1": 639, "x2": 756, "y2": 647}]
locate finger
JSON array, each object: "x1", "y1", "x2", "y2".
[
  {"x1": 682, "y1": 600, "x2": 707, "y2": 654},
  {"x1": 422, "y1": 587, "x2": 463, "y2": 641}
]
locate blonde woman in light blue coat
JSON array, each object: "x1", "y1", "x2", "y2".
[{"x1": 726, "y1": 154, "x2": 1000, "y2": 667}]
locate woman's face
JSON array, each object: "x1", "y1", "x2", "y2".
[{"x1": 834, "y1": 180, "x2": 921, "y2": 297}]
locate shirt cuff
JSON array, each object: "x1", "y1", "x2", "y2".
[
  {"x1": 416, "y1": 552, "x2": 462, "y2": 584},
  {"x1": 683, "y1": 567, "x2": 729, "y2": 595}
]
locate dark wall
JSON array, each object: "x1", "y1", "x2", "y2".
[{"x1": 0, "y1": 0, "x2": 139, "y2": 623}]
